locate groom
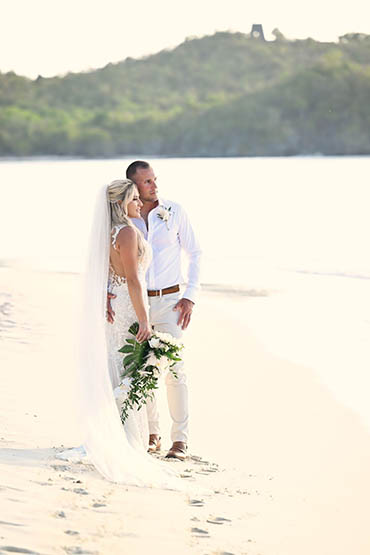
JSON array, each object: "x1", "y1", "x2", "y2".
[{"x1": 109, "y1": 160, "x2": 201, "y2": 460}]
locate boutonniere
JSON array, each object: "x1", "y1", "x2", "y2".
[{"x1": 157, "y1": 205, "x2": 172, "y2": 229}]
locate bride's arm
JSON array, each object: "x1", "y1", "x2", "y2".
[{"x1": 116, "y1": 226, "x2": 151, "y2": 343}]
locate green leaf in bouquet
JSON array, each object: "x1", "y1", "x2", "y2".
[
  {"x1": 122, "y1": 362, "x2": 139, "y2": 377},
  {"x1": 166, "y1": 352, "x2": 182, "y2": 361},
  {"x1": 132, "y1": 341, "x2": 149, "y2": 367},
  {"x1": 128, "y1": 322, "x2": 139, "y2": 336},
  {"x1": 118, "y1": 344, "x2": 134, "y2": 354},
  {"x1": 123, "y1": 354, "x2": 136, "y2": 366}
]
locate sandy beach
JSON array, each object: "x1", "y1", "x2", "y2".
[{"x1": 1, "y1": 264, "x2": 370, "y2": 555}]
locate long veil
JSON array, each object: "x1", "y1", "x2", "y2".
[{"x1": 76, "y1": 184, "x2": 180, "y2": 488}]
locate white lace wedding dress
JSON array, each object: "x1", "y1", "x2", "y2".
[
  {"x1": 57, "y1": 188, "x2": 181, "y2": 489},
  {"x1": 106, "y1": 224, "x2": 151, "y2": 453}
]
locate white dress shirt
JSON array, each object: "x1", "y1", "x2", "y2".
[{"x1": 132, "y1": 198, "x2": 201, "y2": 304}]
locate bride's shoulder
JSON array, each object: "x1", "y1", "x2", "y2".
[{"x1": 111, "y1": 224, "x2": 136, "y2": 251}]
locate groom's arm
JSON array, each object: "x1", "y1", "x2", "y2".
[{"x1": 173, "y1": 206, "x2": 202, "y2": 329}]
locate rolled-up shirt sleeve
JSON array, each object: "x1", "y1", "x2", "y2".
[{"x1": 178, "y1": 206, "x2": 202, "y2": 303}]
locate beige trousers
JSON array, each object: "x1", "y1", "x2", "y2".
[{"x1": 146, "y1": 291, "x2": 189, "y2": 444}]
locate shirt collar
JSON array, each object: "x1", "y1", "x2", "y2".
[
  {"x1": 131, "y1": 198, "x2": 167, "y2": 226},
  {"x1": 157, "y1": 197, "x2": 170, "y2": 208}
]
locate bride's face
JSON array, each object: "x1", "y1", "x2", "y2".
[{"x1": 126, "y1": 190, "x2": 143, "y2": 218}]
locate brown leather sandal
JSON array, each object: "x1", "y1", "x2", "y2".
[
  {"x1": 148, "y1": 434, "x2": 161, "y2": 453},
  {"x1": 165, "y1": 441, "x2": 188, "y2": 461}
]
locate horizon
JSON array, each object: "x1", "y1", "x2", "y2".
[{"x1": 2, "y1": 0, "x2": 370, "y2": 79}]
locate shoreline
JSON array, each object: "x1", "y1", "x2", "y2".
[{"x1": 1, "y1": 154, "x2": 370, "y2": 163}]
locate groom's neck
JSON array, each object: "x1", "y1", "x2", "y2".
[{"x1": 140, "y1": 199, "x2": 158, "y2": 219}]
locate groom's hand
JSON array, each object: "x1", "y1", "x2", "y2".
[
  {"x1": 106, "y1": 292, "x2": 116, "y2": 324},
  {"x1": 173, "y1": 298, "x2": 194, "y2": 330}
]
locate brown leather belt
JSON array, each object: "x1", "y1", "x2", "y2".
[{"x1": 147, "y1": 284, "x2": 180, "y2": 297}]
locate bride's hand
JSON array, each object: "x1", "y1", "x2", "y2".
[
  {"x1": 106, "y1": 292, "x2": 116, "y2": 324},
  {"x1": 136, "y1": 321, "x2": 152, "y2": 343}
]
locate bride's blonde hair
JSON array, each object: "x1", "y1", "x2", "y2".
[{"x1": 107, "y1": 179, "x2": 145, "y2": 255}]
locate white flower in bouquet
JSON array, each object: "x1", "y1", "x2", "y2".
[
  {"x1": 138, "y1": 369, "x2": 152, "y2": 376},
  {"x1": 145, "y1": 352, "x2": 167, "y2": 377},
  {"x1": 149, "y1": 337, "x2": 161, "y2": 349},
  {"x1": 155, "y1": 331, "x2": 183, "y2": 349},
  {"x1": 113, "y1": 380, "x2": 130, "y2": 408},
  {"x1": 155, "y1": 331, "x2": 172, "y2": 343},
  {"x1": 171, "y1": 337, "x2": 183, "y2": 348},
  {"x1": 145, "y1": 352, "x2": 158, "y2": 368}
]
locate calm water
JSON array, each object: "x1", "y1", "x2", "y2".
[{"x1": 1, "y1": 156, "x2": 370, "y2": 427}]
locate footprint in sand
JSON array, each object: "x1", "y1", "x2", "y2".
[
  {"x1": 0, "y1": 521, "x2": 24, "y2": 527},
  {"x1": 206, "y1": 516, "x2": 232, "y2": 525},
  {"x1": 72, "y1": 488, "x2": 89, "y2": 495},
  {"x1": 55, "y1": 511, "x2": 67, "y2": 519},
  {"x1": 0, "y1": 485, "x2": 24, "y2": 493},
  {"x1": 0, "y1": 547, "x2": 40, "y2": 554},
  {"x1": 51, "y1": 464, "x2": 70, "y2": 472},
  {"x1": 180, "y1": 468, "x2": 194, "y2": 477},
  {"x1": 188, "y1": 499, "x2": 204, "y2": 507},
  {"x1": 190, "y1": 527, "x2": 210, "y2": 538},
  {"x1": 63, "y1": 548, "x2": 98, "y2": 555},
  {"x1": 201, "y1": 466, "x2": 219, "y2": 473}
]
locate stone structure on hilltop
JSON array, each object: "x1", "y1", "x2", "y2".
[{"x1": 251, "y1": 24, "x2": 265, "y2": 41}]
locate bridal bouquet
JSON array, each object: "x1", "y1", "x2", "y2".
[{"x1": 115, "y1": 322, "x2": 183, "y2": 425}]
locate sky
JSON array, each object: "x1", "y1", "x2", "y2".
[{"x1": 1, "y1": 0, "x2": 370, "y2": 79}]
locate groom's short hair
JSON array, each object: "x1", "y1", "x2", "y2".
[{"x1": 126, "y1": 160, "x2": 150, "y2": 182}]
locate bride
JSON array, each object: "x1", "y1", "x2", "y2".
[
  {"x1": 59, "y1": 179, "x2": 180, "y2": 488},
  {"x1": 106, "y1": 179, "x2": 152, "y2": 453}
]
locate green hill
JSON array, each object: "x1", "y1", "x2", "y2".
[{"x1": 1, "y1": 31, "x2": 370, "y2": 156}]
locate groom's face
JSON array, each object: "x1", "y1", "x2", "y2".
[{"x1": 133, "y1": 166, "x2": 158, "y2": 203}]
